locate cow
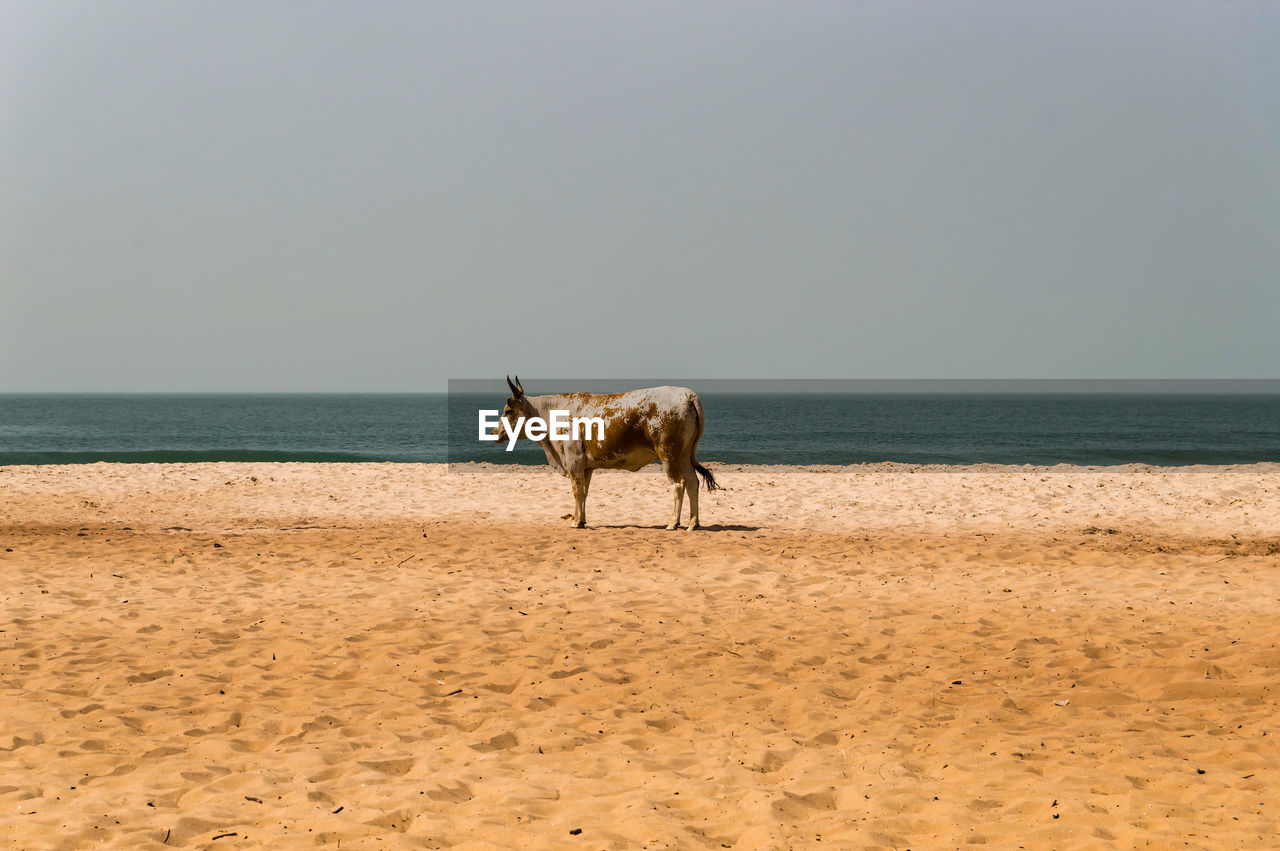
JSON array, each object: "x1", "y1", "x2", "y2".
[{"x1": 491, "y1": 376, "x2": 719, "y2": 530}]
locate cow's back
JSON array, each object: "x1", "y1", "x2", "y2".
[{"x1": 553, "y1": 386, "x2": 700, "y2": 471}]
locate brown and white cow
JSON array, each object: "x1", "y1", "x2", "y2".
[{"x1": 492, "y1": 376, "x2": 719, "y2": 530}]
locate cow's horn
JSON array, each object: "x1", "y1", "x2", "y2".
[
  {"x1": 513, "y1": 375, "x2": 525, "y2": 395},
  {"x1": 506, "y1": 375, "x2": 520, "y2": 396}
]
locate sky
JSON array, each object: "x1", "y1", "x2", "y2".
[{"x1": 2, "y1": 1, "x2": 1278, "y2": 392}]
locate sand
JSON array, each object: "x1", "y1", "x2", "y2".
[{"x1": 2, "y1": 462, "x2": 1279, "y2": 849}]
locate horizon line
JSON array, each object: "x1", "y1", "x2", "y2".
[{"x1": 6, "y1": 379, "x2": 1280, "y2": 396}]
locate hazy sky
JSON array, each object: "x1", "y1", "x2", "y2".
[{"x1": 3, "y1": 2, "x2": 1278, "y2": 391}]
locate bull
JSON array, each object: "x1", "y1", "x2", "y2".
[{"x1": 492, "y1": 376, "x2": 719, "y2": 530}]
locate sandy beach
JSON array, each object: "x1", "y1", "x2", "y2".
[{"x1": 2, "y1": 461, "x2": 1279, "y2": 849}]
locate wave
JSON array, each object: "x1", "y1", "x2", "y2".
[
  {"x1": 5, "y1": 448, "x2": 1280, "y2": 466},
  {"x1": 697, "y1": 448, "x2": 1280, "y2": 467},
  {"x1": 0, "y1": 449, "x2": 402, "y2": 465}
]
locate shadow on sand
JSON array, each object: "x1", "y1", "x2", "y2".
[{"x1": 587, "y1": 523, "x2": 762, "y2": 532}]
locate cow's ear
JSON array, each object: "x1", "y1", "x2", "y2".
[
  {"x1": 513, "y1": 375, "x2": 525, "y2": 396},
  {"x1": 507, "y1": 375, "x2": 521, "y2": 397}
]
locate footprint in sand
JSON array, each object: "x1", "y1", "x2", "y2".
[
  {"x1": 364, "y1": 809, "x2": 415, "y2": 832},
  {"x1": 427, "y1": 781, "x2": 473, "y2": 803},
  {"x1": 772, "y1": 790, "x2": 837, "y2": 820},
  {"x1": 470, "y1": 732, "x2": 518, "y2": 752},
  {"x1": 357, "y1": 757, "x2": 415, "y2": 776}
]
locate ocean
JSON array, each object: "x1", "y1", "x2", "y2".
[{"x1": 2, "y1": 393, "x2": 1278, "y2": 466}]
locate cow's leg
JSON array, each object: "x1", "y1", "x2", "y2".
[
  {"x1": 663, "y1": 459, "x2": 684, "y2": 530},
  {"x1": 573, "y1": 473, "x2": 586, "y2": 527},
  {"x1": 570, "y1": 473, "x2": 589, "y2": 528},
  {"x1": 578, "y1": 469, "x2": 593, "y2": 528},
  {"x1": 667, "y1": 478, "x2": 685, "y2": 530},
  {"x1": 683, "y1": 461, "x2": 700, "y2": 531}
]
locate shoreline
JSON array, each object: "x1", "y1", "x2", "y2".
[{"x1": 5, "y1": 458, "x2": 1280, "y2": 469}]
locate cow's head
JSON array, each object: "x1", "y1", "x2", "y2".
[{"x1": 491, "y1": 375, "x2": 538, "y2": 442}]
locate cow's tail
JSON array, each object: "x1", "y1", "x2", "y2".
[{"x1": 689, "y1": 394, "x2": 721, "y2": 491}]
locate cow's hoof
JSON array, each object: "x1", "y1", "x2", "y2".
[
  {"x1": 665, "y1": 522, "x2": 679, "y2": 531},
  {"x1": 570, "y1": 519, "x2": 586, "y2": 529},
  {"x1": 686, "y1": 523, "x2": 700, "y2": 532}
]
